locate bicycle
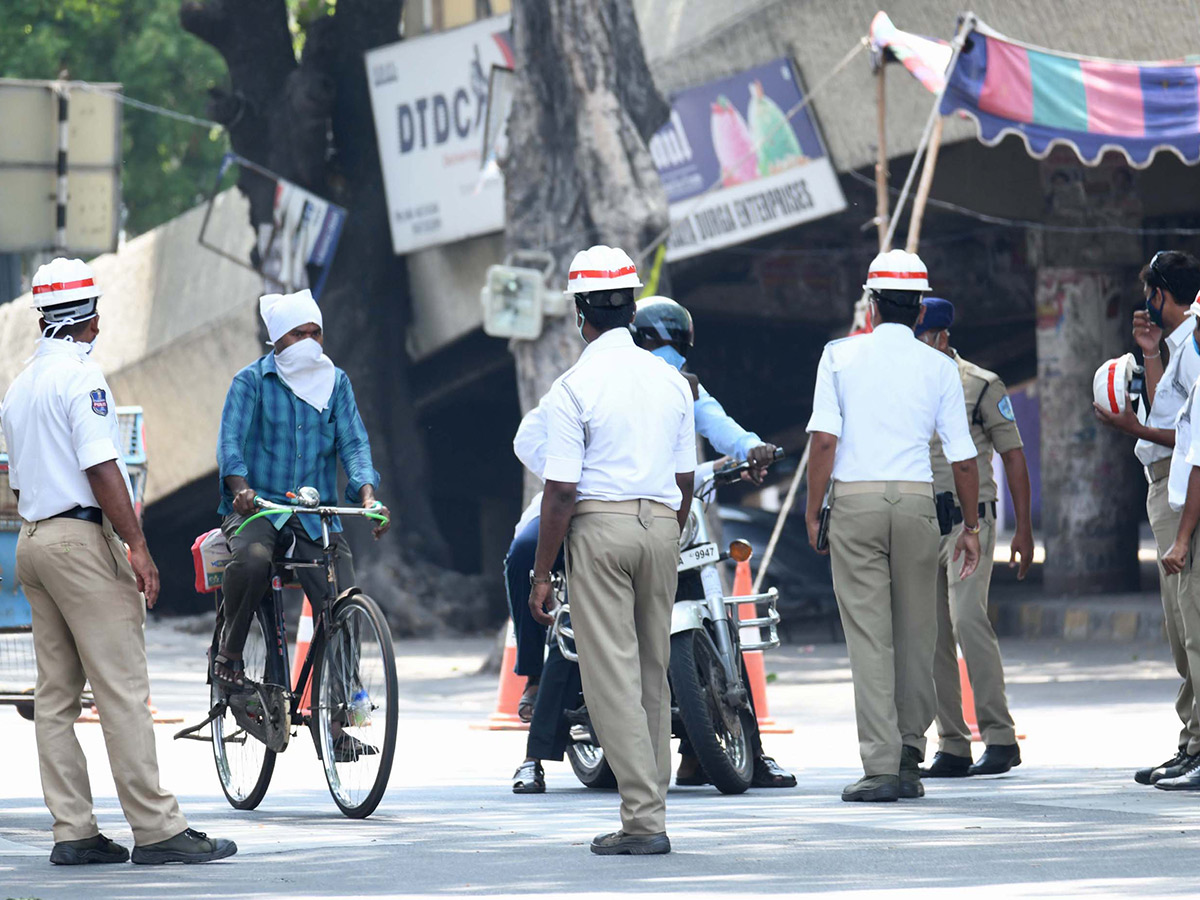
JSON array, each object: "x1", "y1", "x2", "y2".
[{"x1": 177, "y1": 487, "x2": 398, "y2": 819}]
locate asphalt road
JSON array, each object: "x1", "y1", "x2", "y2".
[{"x1": 3, "y1": 618, "x2": 1200, "y2": 899}]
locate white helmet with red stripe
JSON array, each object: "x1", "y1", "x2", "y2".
[
  {"x1": 565, "y1": 245, "x2": 643, "y2": 295},
  {"x1": 30, "y1": 257, "x2": 102, "y2": 321},
  {"x1": 1093, "y1": 353, "x2": 1145, "y2": 420},
  {"x1": 863, "y1": 249, "x2": 931, "y2": 293}
]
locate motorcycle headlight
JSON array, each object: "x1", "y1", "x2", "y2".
[{"x1": 680, "y1": 508, "x2": 699, "y2": 548}]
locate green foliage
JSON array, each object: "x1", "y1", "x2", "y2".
[{"x1": 0, "y1": 0, "x2": 232, "y2": 236}]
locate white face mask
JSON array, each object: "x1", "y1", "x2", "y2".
[{"x1": 274, "y1": 337, "x2": 336, "y2": 411}]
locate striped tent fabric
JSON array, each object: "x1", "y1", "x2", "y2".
[{"x1": 939, "y1": 19, "x2": 1200, "y2": 168}]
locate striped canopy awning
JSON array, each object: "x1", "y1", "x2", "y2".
[{"x1": 939, "y1": 18, "x2": 1200, "y2": 168}]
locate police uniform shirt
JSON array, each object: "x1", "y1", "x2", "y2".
[
  {"x1": 540, "y1": 327, "x2": 695, "y2": 507},
  {"x1": 1137, "y1": 316, "x2": 1200, "y2": 467},
  {"x1": 806, "y1": 323, "x2": 977, "y2": 481},
  {"x1": 0, "y1": 339, "x2": 131, "y2": 523},
  {"x1": 1168, "y1": 374, "x2": 1200, "y2": 511},
  {"x1": 930, "y1": 352, "x2": 1023, "y2": 504}
]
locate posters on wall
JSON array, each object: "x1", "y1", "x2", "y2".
[
  {"x1": 365, "y1": 16, "x2": 514, "y2": 255},
  {"x1": 648, "y1": 58, "x2": 847, "y2": 262}
]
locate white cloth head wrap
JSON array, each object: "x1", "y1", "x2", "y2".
[{"x1": 260, "y1": 289, "x2": 322, "y2": 344}]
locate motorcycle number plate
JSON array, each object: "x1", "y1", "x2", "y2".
[{"x1": 678, "y1": 542, "x2": 719, "y2": 572}]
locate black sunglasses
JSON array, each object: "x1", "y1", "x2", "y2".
[{"x1": 1149, "y1": 250, "x2": 1182, "y2": 302}]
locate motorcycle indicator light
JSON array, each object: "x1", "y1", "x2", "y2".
[{"x1": 728, "y1": 539, "x2": 753, "y2": 563}]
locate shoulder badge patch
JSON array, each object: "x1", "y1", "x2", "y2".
[
  {"x1": 90, "y1": 388, "x2": 109, "y2": 417},
  {"x1": 997, "y1": 395, "x2": 1016, "y2": 422}
]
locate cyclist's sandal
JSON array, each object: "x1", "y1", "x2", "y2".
[
  {"x1": 332, "y1": 733, "x2": 379, "y2": 763},
  {"x1": 210, "y1": 651, "x2": 246, "y2": 693},
  {"x1": 512, "y1": 760, "x2": 545, "y2": 794}
]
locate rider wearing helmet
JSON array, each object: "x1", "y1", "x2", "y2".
[{"x1": 509, "y1": 294, "x2": 794, "y2": 794}]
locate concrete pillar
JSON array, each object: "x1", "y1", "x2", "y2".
[
  {"x1": 1033, "y1": 151, "x2": 1144, "y2": 594},
  {"x1": 1036, "y1": 268, "x2": 1141, "y2": 594}
]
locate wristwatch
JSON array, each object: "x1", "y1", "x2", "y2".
[
  {"x1": 529, "y1": 570, "x2": 552, "y2": 586},
  {"x1": 963, "y1": 521, "x2": 982, "y2": 535}
]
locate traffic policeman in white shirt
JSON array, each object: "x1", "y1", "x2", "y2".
[
  {"x1": 527, "y1": 246, "x2": 695, "y2": 856},
  {"x1": 805, "y1": 250, "x2": 981, "y2": 803},
  {"x1": 1, "y1": 259, "x2": 235, "y2": 865},
  {"x1": 1094, "y1": 250, "x2": 1200, "y2": 786}
]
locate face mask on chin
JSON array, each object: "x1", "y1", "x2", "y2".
[
  {"x1": 650, "y1": 344, "x2": 686, "y2": 371},
  {"x1": 1147, "y1": 291, "x2": 1165, "y2": 328}
]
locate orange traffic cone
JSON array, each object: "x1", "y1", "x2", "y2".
[
  {"x1": 734, "y1": 559, "x2": 792, "y2": 735},
  {"x1": 292, "y1": 595, "x2": 314, "y2": 715},
  {"x1": 484, "y1": 619, "x2": 530, "y2": 731},
  {"x1": 957, "y1": 649, "x2": 983, "y2": 742}
]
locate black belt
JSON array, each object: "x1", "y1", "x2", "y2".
[
  {"x1": 949, "y1": 502, "x2": 996, "y2": 526},
  {"x1": 48, "y1": 506, "x2": 103, "y2": 525}
]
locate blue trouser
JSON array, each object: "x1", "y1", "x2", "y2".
[{"x1": 503, "y1": 515, "x2": 563, "y2": 680}]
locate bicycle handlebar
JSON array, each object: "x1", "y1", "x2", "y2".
[{"x1": 233, "y1": 496, "x2": 390, "y2": 536}]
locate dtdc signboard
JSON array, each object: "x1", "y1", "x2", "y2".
[
  {"x1": 649, "y1": 58, "x2": 846, "y2": 262},
  {"x1": 365, "y1": 16, "x2": 513, "y2": 254}
]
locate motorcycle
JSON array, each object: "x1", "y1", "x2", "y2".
[{"x1": 551, "y1": 453, "x2": 783, "y2": 795}]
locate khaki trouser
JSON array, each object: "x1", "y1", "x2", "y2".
[
  {"x1": 17, "y1": 518, "x2": 187, "y2": 846},
  {"x1": 828, "y1": 481, "x2": 940, "y2": 777},
  {"x1": 565, "y1": 499, "x2": 680, "y2": 835},
  {"x1": 932, "y1": 516, "x2": 1016, "y2": 755},
  {"x1": 1147, "y1": 474, "x2": 1200, "y2": 755}
]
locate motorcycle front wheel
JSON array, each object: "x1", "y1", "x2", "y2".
[
  {"x1": 669, "y1": 627, "x2": 754, "y2": 795},
  {"x1": 566, "y1": 735, "x2": 617, "y2": 789}
]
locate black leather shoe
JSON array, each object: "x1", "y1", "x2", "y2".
[
  {"x1": 968, "y1": 743, "x2": 1021, "y2": 776},
  {"x1": 590, "y1": 831, "x2": 671, "y2": 855},
  {"x1": 131, "y1": 828, "x2": 237, "y2": 865},
  {"x1": 920, "y1": 751, "x2": 974, "y2": 778},
  {"x1": 50, "y1": 833, "x2": 129, "y2": 865},
  {"x1": 1135, "y1": 750, "x2": 1187, "y2": 785},
  {"x1": 752, "y1": 755, "x2": 797, "y2": 788},
  {"x1": 1155, "y1": 756, "x2": 1200, "y2": 791},
  {"x1": 841, "y1": 775, "x2": 900, "y2": 802}
]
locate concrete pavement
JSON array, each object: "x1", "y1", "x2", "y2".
[{"x1": 3, "y1": 618, "x2": 1200, "y2": 898}]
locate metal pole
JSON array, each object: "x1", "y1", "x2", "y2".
[
  {"x1": 875, "y1": 66, "x2": 890, "y2": 251},
  {"x1": 54, "y1": 82, "x2": 70, "y2": 253},
  {"x1": 752, "y1": 438, "x2": 811, "y2": 595}
]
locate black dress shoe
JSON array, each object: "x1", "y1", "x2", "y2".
[
  {"x1": 968, "y1": 743, "x2": 1021, "y2": 776},
  {"x1": 752, "y1": 755, "x2": 797, "y2": 788},
  {"x1": 1155, "y1": 754, "x2": 1200, "y2": 790},
  {"x1": 1135, "y1": 749, "x2": 1188, "y2": 785},
  {"x1": 920, "y1": 751, "x2": 973, "y2": 778},
  {"x1": 50, "y1": 833, "x2": 129, "y2": 865}
]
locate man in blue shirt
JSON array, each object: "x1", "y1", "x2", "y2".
[{"x1": 213, "y1": 290, "x2": 388, "y2": 721}]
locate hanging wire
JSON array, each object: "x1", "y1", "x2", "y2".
[
  {"x1": 73, "y1": 82, "x2": 223, "y2": 130},
  {"x1": 845, "y1": 168, "x2": 1200, "y2": 236}
]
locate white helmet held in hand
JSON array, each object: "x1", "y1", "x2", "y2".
[{"x1": 1094, "y1": 353, "x2": 1146, "y2": 420}]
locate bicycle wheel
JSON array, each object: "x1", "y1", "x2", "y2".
[
  {"x1": 211, "y1": 602, "x2": 278, "y2": 810},
  {"x1": 312, "y1": 593, "x2": 398, "y2": 818}
]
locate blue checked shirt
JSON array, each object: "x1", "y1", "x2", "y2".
[{"x1": 217, "y1": 353, "x2": 380, "y2": 541}]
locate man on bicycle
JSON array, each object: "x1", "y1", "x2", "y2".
[{"x1": 214, "y1": 289, "x2": 389, "y2": 762}]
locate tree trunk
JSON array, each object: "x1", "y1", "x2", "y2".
[
  {"x1": 503, "y1": 0, "x2": 670, "y2": 441},
  {"x1": 181, "y1": 0, "x2": 490, "y2": 633}
]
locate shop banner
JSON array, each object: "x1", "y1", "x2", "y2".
[
  {"x1": 365, "y1": 16, "x2": 514, "y2": 254},
  {"x1": 649, "y1": 58, "x2": 846, "y2": 261}
]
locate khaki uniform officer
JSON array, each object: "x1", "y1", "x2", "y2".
[
  {"x1": 1094, "y1": 250, "x2": 1200, "y2": 785},
  {"x1": 805, "y1": 250, "x2": 981, "y2": 803},
  {"x1": 915, "y1": 297, "x2": 1032, "y2": 779},
  {"x1": 1, "y1": 258, "x2": 235, "y2": 866},
  {"x1": 528, "y1": 246, "x2": 694, "y2": 855}
]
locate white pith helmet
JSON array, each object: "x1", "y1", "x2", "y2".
[
  {"x1": 1093, "y1": 353, "x2": 1144, "y2": 418},
  {"x1": 863, "y1": 249, "x2": 931, "y2": 293},
  {"x1": 30, "y1": 257, "x2": 101, "y2": 323},
  {"x1": 565, "y1": 245, "x2": 643, "y2": 296}
]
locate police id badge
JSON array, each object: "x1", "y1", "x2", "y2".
[{"x1": 90, "y1": 388, "x2": 109, "y2": 416}]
